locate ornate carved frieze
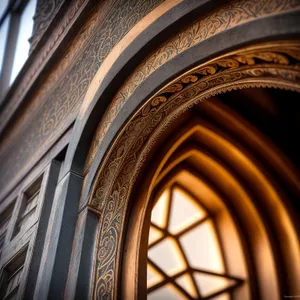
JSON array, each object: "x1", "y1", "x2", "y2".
[
  {"x1": 0, "y1": 0, "x2": 89, "y2": 132},
  {"x1": 85, "y1": 0, "x2": 300, "y2": 171},
  {"x1": 88, "y1": 41, "x2": 300, "y2": 299},
  {"x1": 0, "y1": 0, "x2": 164, "y2": 197}
]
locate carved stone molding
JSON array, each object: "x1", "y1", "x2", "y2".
[
  {"x1": 87, "y1": 41, "x2": 300, "y2": 299},
  {"x1": 0, "y1": 0, "x2": 164, "y2": 199},
  {"x1": 30, "y1": 0, "x2": 66, "y2": 52},
  {"x1": 0, "y1": 0, "x2": 89, "y2": 131},
  {"x1": 85, "y1": 0, "x2": 300, "y2": 170}
]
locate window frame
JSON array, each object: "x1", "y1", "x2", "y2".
[
  {"x1": 0, "y1": 0, "x2": 36, "y2": 97},
  {"x1": 0, "y1": 160, "x2": 61, "y2": 299},
  {"x1": 0, "y1": 243, "x2": 29, "y2": 300},
  {"x1": 146, "y1": 179, "x2": 245, "y2": 300}
]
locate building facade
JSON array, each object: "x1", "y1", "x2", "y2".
[{"x1": 0, "y1": 0, "x2": 300, "y2": 299}]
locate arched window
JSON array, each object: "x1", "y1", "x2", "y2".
[
  {"x1": 147, "y1": 185, "x2": 243, "y2": 300},
  {"x1": 118, "y1": 89, "x2": 300, "y2": 300},
  {"x1": 139, "y1": 91, "x2": 300, "y2": 300}
]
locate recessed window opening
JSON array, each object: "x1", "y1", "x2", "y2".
[
  {"x1": 0, "y1": 246, "x2": 27, "y2": 300},
  {"x1": 12, "y1": 174, "x2": 42, "y2": 238},
  {"x1": 0, "y1": 203, "x2": 14, "y2": 256}
]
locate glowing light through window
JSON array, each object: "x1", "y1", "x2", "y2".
[{"x1": 147, "y1": 186, "x2": 242, "y2": 299}]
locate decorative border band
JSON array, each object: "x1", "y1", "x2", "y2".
[{"x1": 88, "y1": 41, "x2": 300, "y2": 299}]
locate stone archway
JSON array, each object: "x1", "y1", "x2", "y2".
[{"x1": 86, "y1": 41, "x2": 300, "y2": 299}]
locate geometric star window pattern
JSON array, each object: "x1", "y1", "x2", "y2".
[{"x1": 147, "y1": 186, "x2": 243, "y2": 299}]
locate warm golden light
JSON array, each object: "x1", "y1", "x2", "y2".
[
  {"x1": 147, "y1": 186, "x2": 241, "y2": 299},
  {"x1": 169, "y1": 188, "x2": 206, "y2": 234},
  {"x1": 180, "y1": 220, "x2": 223, "y2": 273},
  {"x1": 151, "y1": 189, "x2": 170, "y2": 229},
  {"x1": 147, "y1": 264, "x2": 164, "y2": 289},
  {"x1": 148, "y1": 237, "x2": 186, "y2": 276},
  {"x1": 148, "y1": 284, "x2": 188, "y2": 300},
  {"x1": 148, "y1": 226, "x2": 164, "y2": 245},
  {"x1": 193, "y1": 272, "x2": 233, "y2": 298},
  {"x1": 175, "y1": 274, "x2": 198, "y2": 298}
]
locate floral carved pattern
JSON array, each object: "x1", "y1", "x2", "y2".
[
  {"x1": 88, "y1": 41, "x2": 300, "y2": 299},
  {"x1": 85, "y1": 0, "x2": 300, "y2": 170},
  {"x1": 0, "y1": 0, "x2": 164, "y2": 194}
]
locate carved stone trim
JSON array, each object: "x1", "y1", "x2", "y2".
[
  {"x1": 0, "y1": 0, "x2": 167, "y2": 200},
  {"x1": 87, "y1": 41, "x2": 300, "y2": 299},
  {"x1": 85, "y1": 0, "x2": 300, "y2": 170}
]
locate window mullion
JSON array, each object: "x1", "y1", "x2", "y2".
[
  {"x1": 0, "y1": 10, "x2": 20, "y2": 97},
  {"x1": 4, "y1": 191, "x2": 23, "y2": 245}
]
